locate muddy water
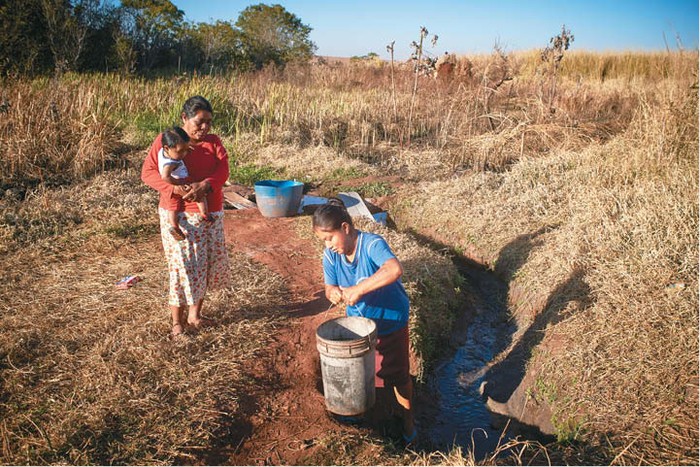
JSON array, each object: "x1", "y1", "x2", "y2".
[{"x1": 419, "y1": 262, "x2": 518, "y2": 459}]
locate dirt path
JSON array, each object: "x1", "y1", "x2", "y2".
[{"x1": 219, "y1": 208, "x2": 364, "y2": 465}]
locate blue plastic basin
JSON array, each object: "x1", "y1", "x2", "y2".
[{"x1": 254, "y1": 180, "x2": 304, "y2": 218}]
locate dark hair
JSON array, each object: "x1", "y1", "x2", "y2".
[
  {"x1": 161, "y1": 126, "x2": 190, "y2": 147},
  {"x1": 182, "y1": 95, "x2": 213, "y2": 118},
  {"x1": 313, "y1": 197, "x2": 353, "y2": 230}
]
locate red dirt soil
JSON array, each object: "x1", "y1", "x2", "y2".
[{"x1": 219, "y1": 208, "x2": 380, "y2": 465}]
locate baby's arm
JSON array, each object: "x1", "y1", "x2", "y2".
[{"x1": 161, "y1": 164, "x2": 189, "y2": 186}]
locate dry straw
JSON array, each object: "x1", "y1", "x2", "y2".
[
  {"x1": 388, "y1": 66, "x2": 698, "y2": 464},
  {"x1": 0, "y1": 171, "x2": 291, "y2": 464}
]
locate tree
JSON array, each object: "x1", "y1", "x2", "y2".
[
  {"x1": 41, "y1": 0, "x2": 89, "y2": 74},
  {"x1": 0, "y1": 0, "x2": 53, "y2": 76},
  {"x1": 118, "y1": 0, "x2": 184, "y2": 71},
  {"x1": 235, "y1": 3, "x2": 316, "y2": 69},
  {"x1": 73, "y1": 0, "x2": 120, "y2": 72},
  {"x1": 189, "y1": 20, "x2": 249, "y2": 73},
  {"x1": 540, "y1": 25, "x2": 574, "y2": 112}
]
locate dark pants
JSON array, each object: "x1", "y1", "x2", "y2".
[{"x1": 375, "y1": 325, "x2": 410, "y2": 388}]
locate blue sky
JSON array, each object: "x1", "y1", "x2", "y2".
[{"x1": 171, "y1": 0, "x2": 699, "y2": 60}]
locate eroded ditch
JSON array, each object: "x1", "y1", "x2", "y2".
[{"x1": 414, "y1": 253, "x2": 555, "y2": 459}]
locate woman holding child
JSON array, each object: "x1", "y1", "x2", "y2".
[{"x1": 141, "y1": 95, "x2": 230, "y2": 338}]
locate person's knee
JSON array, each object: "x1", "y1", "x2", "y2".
[{"x1": 393, "y1": 384, "x2": 412, "y2": 410}]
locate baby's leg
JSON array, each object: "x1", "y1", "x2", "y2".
[
  {"x1": 167, "y1": 209, "x2": 186, "y2": 241},
  {"x1": 168, "y1": 209, "x2": 179, "y2": 229},
  {"x1": 197, "y1": 199, "x2": 213, "y2": 222}
]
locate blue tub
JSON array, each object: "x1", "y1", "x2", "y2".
[{"x1": 254, "y1": 180, "x2": 304, "y2": 218}]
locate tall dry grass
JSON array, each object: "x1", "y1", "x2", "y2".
[
  {"x1": 0, "y1": 171, "x2": 293, "y2": 464},
  {"x1": 389, "y1": 64, "x2": 698, "y2": 464},
  {"x1": 5, "y1": 51, "x2": 695, "y2": 194},
  {"x1": 0, "y1": 76, "x2": 121, "y2": 190}
]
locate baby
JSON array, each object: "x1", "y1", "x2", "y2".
[{"x1": 158, "y1": 126, "x2": 211, "y2": 241}]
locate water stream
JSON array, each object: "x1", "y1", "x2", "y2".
[{"x1": 419, "y1": 261, "x2": 519, "y2": 459}]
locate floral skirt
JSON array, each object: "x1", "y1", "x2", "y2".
[{"x1": 159, "y1": 208, "x2": 230, "y2": 306}]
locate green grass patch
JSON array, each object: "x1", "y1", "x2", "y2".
[
  {"x1": 104, "y1": 222, "x2": 160, "y2": 240},
  {"x1": 327, "y1": 166, "x2": 366, "y2": 180},
  {"x1": 229, "y1": 163, "x2": 283, "y2": 186}
]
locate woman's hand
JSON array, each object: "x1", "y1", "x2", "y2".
[
  {"x1": 173, "y1": 185, "x2": 190, "y2": 197},
  {"x1": 182, "y1": 180, "x2": 211, "y2": 201},
  {"x1": 337, "y1": 259, "x2": 403, "y2": 306},
  {"x1": 339, "y1": 285, "x2": 364, "y2": 306},
  {"x1": 325, "y1": 285, "x2": 343, "y2": 305}
]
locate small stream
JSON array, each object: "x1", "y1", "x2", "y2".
[{"x1": 419, "y1": 261, "x2": 519, "y2": 459}]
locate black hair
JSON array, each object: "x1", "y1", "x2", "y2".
[
  {"x1": 312, "y1": 197, "x2": 353, "y2": 230},
  {"x1": 161, "y1": 126, "x2": 190, "y2": 147},
  {"x1": 182, "y1": 95, "x2": 213, "y2": 118}
]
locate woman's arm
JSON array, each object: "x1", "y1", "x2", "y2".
[
  {"x1": 202, "y1": 136, "x2": 230, "y2": 193},
  {"x1": 182, "y1": 136, "x2": 229, "y2": 202},
  {"x1": 340, "y1": 258, "x2": 403, "y2": 306}
]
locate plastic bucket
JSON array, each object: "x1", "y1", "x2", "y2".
[
  {"x1": 254, "y1": 180, "x2": 304, "y2": 218},
  {"x1": 316, "y1": 316, "x2": 377, "y2": 416}
]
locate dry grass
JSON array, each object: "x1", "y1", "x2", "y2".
[
  {"x1": 0, "y1": 172, "x2": 292, "y2": 464},
  {"x1": 251, "y1": 143, "x2": 373, "y2": 182},
  {"x1": 389, "y1": 72, "x2": 698, "y2": 464},
  {"x1": 0, "y1": 77, "x2": 122, "y2": 190},
  {"x1": 8, "y1": 51, "x2": 695, "y2": 194}
]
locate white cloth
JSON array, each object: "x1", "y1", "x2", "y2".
[{"x1": 157, "y1": 148, "x2": 189, "y2": 180}]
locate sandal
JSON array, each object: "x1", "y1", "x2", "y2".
[
  {"x1": 169, "y1": 227, "x2": 186, "y2": 241},
  {"x1": 402, "y1": 428, "x2": 418, "y2": 447}
]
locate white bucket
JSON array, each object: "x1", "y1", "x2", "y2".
[{"x1": 316, "y1": 316, "x2": 377, "y2": 416}]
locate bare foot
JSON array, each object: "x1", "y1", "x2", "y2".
[
  {"x1": 171, "y1": 323, "x2": 185, "y2": 338},
  {"x1": 187, "y1": 316, "x2": 216, "y2": 330}
]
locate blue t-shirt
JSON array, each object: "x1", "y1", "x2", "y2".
[{"x1": 322, "y1": 231, "x2": 410, "y2": 336}]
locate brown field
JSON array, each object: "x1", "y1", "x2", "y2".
[{"x1": 0, "y1": 50, "x2": 697, "y2": 465}]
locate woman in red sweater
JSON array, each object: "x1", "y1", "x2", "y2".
[{"x1": 141, "y1": 95, "x2": 230, "y2": 338}]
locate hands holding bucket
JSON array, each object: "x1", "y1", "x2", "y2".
[{"x1": 327, "y1": 286, "x2": 346, "y2": 308}]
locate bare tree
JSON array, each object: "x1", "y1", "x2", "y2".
[
  {"x1": 41, "y1": 0, "x2": 88, "y2": 75},
  {"x1": 540, "y1": 25, "x2": 574, "y2": 113},
  {"x1": 407, "y1": 26, "x2": 438, "y2": 147},
  {"x1": 482, "y1": 41, "x2": 514, "y2": 131}
]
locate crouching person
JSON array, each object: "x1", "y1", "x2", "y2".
[{"x1": 312, "y1": 198, "x2": 417, "y2": 445}]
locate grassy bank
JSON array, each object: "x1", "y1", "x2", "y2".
[{"x1": 390, "y1": 69, "x2": 698, "y2": 464}]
